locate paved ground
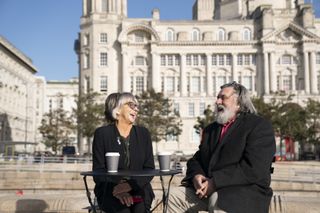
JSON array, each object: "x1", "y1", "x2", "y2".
[{"x1": 0, "y1": 161, "x2": 319, "y2": 212}]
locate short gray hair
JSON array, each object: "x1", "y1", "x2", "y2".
[
  {"x1": 112, "y1": 92, "x2": 138, "y2": 120},
  {"x1": 220, "y1": 81, "x2": 257, "y2": 114}
]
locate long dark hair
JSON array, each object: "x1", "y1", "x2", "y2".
[{"x1": 220, "y1": 81, "x2": 257, "y2": 114}]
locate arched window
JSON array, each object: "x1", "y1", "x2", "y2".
[
  {"x1": 166, "y1": 29, "x2": 175, "y2": 41},
  {"x1": 217, "y1": 28, "x2": 225, "y2": 41},
  {"x1": 243, "y1": 28, "x2": 251, "y2": 40},
  {"x1": 192, "y1": 29, "x2": 200, "y2": 41}
]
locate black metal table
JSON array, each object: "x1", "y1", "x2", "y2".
[{"x1": 80, "y1": 169, "x2": 180, "y2": 213}]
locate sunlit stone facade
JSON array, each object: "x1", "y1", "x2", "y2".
[{"x1": 75, "y1": 0, "x2": 320, "y2": 153}]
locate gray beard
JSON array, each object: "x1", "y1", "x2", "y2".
[{"x1": 215, "y1": 107, "x2": 235, "y2": 124}]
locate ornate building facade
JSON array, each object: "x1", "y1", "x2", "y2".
[{"x1": 75, "y1": 0, "x2": 320, "y2": 153}]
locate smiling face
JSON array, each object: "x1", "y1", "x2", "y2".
[
  {"x1": 117, "y1": 99, "x2": 139, "y2": 125},
  {"x1": 215, "y1": 86, "x2": 240, "y2": 124}
]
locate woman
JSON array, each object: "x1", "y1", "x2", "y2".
[{"x1": 92, "y1": 92, "x2": 155, "y2": 213}]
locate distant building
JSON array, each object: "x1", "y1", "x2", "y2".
[
  {"x1": 0, "y1": 35, "x2": 79, "y2": 155},
  {"x1": 75, "y1": 0, "x2": 320, "y2": 154},
  {"x1": 0, "y1": 36, "x2": 40, "y2": 154},
  {"x1": 44, "y1": 78, "x2": 79, "y2": 153}
]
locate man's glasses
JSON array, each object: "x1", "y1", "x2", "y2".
[
  {"x1": 125, "y1": 102, "x2": 139, "y2": 110},
  {"x1": 216, "y1": 93, "x2": 235, "y2": 101}
]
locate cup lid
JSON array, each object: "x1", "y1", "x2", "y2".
[
  {"x1": 105, "y1": 152, "x2": 120, "y2": 156},
  {"x1": 157, "y1": 151, "x2": 172, "y2": 156}
]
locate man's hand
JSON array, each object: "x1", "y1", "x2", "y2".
[
  {"x1": 201, "y1": 177, "x2": 215, "y2": 198},
  {"x1": 193, "y1": 175, "x2": 216, "y2": 199},
  {"x1": 113, "y1": 181, "x2": 132, "y2": 197},
  {"x1": 192, "y1": 174, "x2": 207, "y2": 199},
  {"x1": 114, "y1": 192, "x2": 133, "y2": 207}
]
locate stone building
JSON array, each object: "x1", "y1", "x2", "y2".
[
  {"x1": 75, "y1": 0, "x2": 320, "y2": 153},
  {"x1": 0, "y1": 35, "x2": 79, "y2": 155},
  {"x1": 0, "y1": 36, "x2": 43, "y2": 154},
  {"x1": 44, "y1": 79, "x2": 79, "y2": 152}
]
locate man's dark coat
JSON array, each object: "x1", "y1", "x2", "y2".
[{"x1": 183, "y1": 113, "x2": 276, "y2": 213}]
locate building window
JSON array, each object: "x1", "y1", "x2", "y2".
[
  {"x1": 136, "y1": 76, "x2": 144, "y2": 92},
  {"x1": 83, "y1": 34, "x2": 89, "y2": 46},
  {"x1": 84, "y1": 54, "x2": 90, "y2": 69},
  {"x1": 129, "y1": 77, "x2": 133, "y2": 92},
  {"x1": 175, "y1": 55, "x2": 180, "y2": 66},
  {"x1": 218, "y1": 55, "x2": 224, "y2": 66},
  {"x1": 135, "y1": 32, "x2": 144, "y2": 42},
  {"x1": 244, "y1": 55, "x2": 250, "y2": 65},
  {"x1": 191, "y1": 76, "x2": 201, "y2": 93},
  {"x1": 237, "y1": 55, "x2": 243, "y2": 65},
  {"x1": 243, "y1": 28, "x2": 251, "y2": 40},
  {"x1": 200, "y1": 102, "x2": 205, "y2": 115},
  {"x1": 217, "y1": 76, "x2": 226, "y2": 88},
  {"x1": 100, "y1": 76, "x2": 108, "y2": 92},
  {"x1": 192, "y1": 29, "x2": 200, "y2": 41},
  {"x1": 212, "y1": 55, "x2": 217, "y2": 66},
  {"x1": 168, "y1": 55, "x2": 173, "y2": 66},
  {"x1": 186, "y1": 55, "x2": 192, "y2": 65},
  {"x1": 316, "y1": 53, "x2": 320, "y2": 64},
  {"x1": 166, "y1": 77, "x2": 175, "y2": 92},
  {"x1": 166, "y1": 29, "x2": 175, "y2": 41},
  {"x1": 217, "y1": 29, "x2": 225, "y2": 41},
  {"x1": 100, "y1": 33, "x2": 108, "y2": 43},
  {"x1": 135, "y1": 56, "x2": 145, "y2": 66},
  {"x1": 188, "y1": 103, "x2": 195, "y2": 116},
  {"x1": 226, "y1": 54, "x2": 231, "y2": 65},
  {"x1": 252, "y1": 54, "x2": 256, "y2": 65},
  {"x1": 166, "y1": 134, "x2": 177, "y2": 142},
  {"x1": 100, "y1": 52, "x2": 108, "y2": 66},
  {"x1": 193, "y1": 55, "x2": 199, "y2": 66},
  {"x1": 242, "y1": 76, "x2": 252, "y2": 91},
  {"x1": 201, "y1": 55, "x2": 206, "y2": 66},
  {"x1": 283, "y1": 75, "x2": 292, "y2": 91},
  {"x1": 161, "y1": 55, "x2": 166, "y2": 66}
]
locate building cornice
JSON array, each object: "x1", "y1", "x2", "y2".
[{"x1": 0, "y1": 36, "x2": 37, "y2": 73}]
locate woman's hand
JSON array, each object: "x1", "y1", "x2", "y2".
[
  {"x1": 113, "y1": 181, "x2": 132, "y2": 196},
  {"x1": 115, "y1": 192, "x2": 133, "y2": 207}
]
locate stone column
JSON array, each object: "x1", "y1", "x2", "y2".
[
  {"x1": 91, "y1": 0, "x2": 95, "y2": 13},
  {"x1": 83, "y1": 0, "x2": 88, "y2": 16},
  {"x1": 232, "y1": 53, "x2": 238, "y2": 82},
  {"x1": 152, "y1": 52, "x2": 161, "y2": 92},
  {"x1": 206, "y1": 54, "x2": 213, "y2": 96},
  {"x1": 269, "y1": 52, "x2": 277, "y2": 92},
  {"x1": 310, "y1": 51, "x2": 318, "y2": 94},
  {"x1": 263, "y1": 52, "x2": 270, "y2": 94},
  {"x1": 303, "y1": 51, "x2": 310, "y2": 94},
  {"x1": 180, "y1": 54, "x2": 187, "y2": 96},
  {"x1": 122, "y1": 51, "x2": 130, "y2": 92}
]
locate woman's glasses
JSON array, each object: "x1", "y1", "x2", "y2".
[{"x1": 125, "y1": 102, "x2": 139, "y2": 111}]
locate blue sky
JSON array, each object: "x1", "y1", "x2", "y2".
[{"x1": 0, "y1": 0, "x2": 319, "y2": 81}]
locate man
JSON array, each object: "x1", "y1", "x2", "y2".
[{"x1": 168, "y1": 82, "x2": 276, "y2": 213}]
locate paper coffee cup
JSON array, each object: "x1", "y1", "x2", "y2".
[
  {"x1": 105, "y1": 152, "x2": 120, "y2": 172},
  {"x1": 158, "y1": 152, "x2": 171, "y2": 172}
]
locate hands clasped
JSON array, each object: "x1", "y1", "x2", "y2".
[
  {"x1": 113, "y1": 181, "x2": 133, "y2": 206},
  {"x1": 192, "y1": 174, "x2": 215, "y2": 199}
]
